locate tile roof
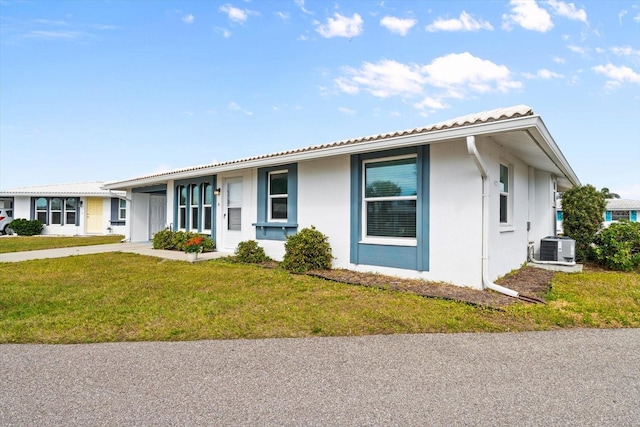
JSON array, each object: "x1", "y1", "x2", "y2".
[
  {"x1": 106, "y1": 104, "x2": 535, "y2": 185},
  {"x1": 0, "y1": 181, "x2": 125, "y2": 196}
]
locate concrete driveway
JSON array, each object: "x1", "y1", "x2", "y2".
[{"x1": 1, "y1": 329, "x2": 638, "y2": 426}]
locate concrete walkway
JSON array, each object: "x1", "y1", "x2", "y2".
[{"x1": 0, "y1": 241, "x2": 233, "y2": 263}]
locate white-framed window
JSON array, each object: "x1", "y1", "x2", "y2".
[
  {"x1": 499, "y1": 163, "x2": 512, "y2": 225},
  {"x1": 362, "y1": 155, "x2": 417, "y2": 244},
  {"x1": 190, "y1": 184, "x2": 200, "y2": 231},
  {"x1": 202, "y1": 183, "x2": 213, "y2": 231},
  {"x1": 268, "y1": 170, "x2": 288, "y2": 221},
  {"x1": 118, "y1": 199, "x2": 126, "y2": 221},
  {"x1": 50, "y1": 198, "x2": 62, "y2": 225},
  {"x1": 35, "y1": 197, "x2": 47, "y2": 224},
  {"x1": 611, "y1": 210, "x2": 630, "y2": 221},
  {"x1": 178, "y1": 185, "x2": 187, "y2": 229},
  {"x1": 65, "y1": 198, "x2": 77, "y2": 225}
]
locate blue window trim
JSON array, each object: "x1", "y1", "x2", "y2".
[
  {"x1": 350, "y1": 146, "x2": 429, "y2": 271},
  {"x1": 253, "y1": 163, "x2": 298, "y2": 241},
  {"x1": 30, "y1": 197, "x2": 80, "y2": 226},
  {"x1": 110, "y1": 198, "x2": 126, "y2": 226},
  {"x1": 174, "y1": 176, "x2": 216, "y2": 237}
]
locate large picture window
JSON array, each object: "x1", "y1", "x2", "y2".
[
  {"x1": 268, "y1": 171, "x2": 288, "y2": 221},
  {"x1": 363, "y1": 156, "x2": 417, "y2": 239},
  {"x1": 32, "y1": 197, "x2": 79, "y2": 226}
]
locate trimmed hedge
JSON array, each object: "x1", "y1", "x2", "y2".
[
  {"x1": 281, "y1": 226, "x2": 333, "y2": 272},
  {"x1": 8, "y1": 219, "x2": 43, "y2": 236}
]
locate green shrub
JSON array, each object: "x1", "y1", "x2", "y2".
[
  {"x1": 590, "y1": 221, "x2": 640, "y2": 271},
  {"x1": 152, "y1": 228, "x2": 176, "y2": 250},
  {"x1": 8, "y1": 219, "x2": 43, "y2": 236},
  {"x1": 153, "y1": 229, "x2": 214, "y2": 252},
  {"x1": 235, "y1": 240, "x2": 270, "y2": 263},
  {"x1": 281, "y1": 226, "x2": 332, "y2": 273},
  {"x1": 560, "y1": 185, "x2": 606, "y2": 261}
]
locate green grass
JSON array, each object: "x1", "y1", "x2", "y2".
[
  {"x1": 0, "y1": 253, "x2": 638, "y2": 344},
  {"x1": 0, "y1": 235, "x2": 124, "y2": 253}
]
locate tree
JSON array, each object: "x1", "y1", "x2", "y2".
[
  {"x1": 600, "y1": 187, "x2": 621, "y2": 199},
  {"x1": 561, "y1": 185, "x2": 606, "y2": 261}
]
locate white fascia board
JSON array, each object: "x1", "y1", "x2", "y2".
[
  {"x1": 104, "y1": 115, "x2": 550, "y2": 190},
  {"x1": 524, "y1": 117, "x2": 581, "y2": 187}
]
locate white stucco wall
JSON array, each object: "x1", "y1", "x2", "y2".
[{"x1": 297, "y1": 156, "x2": 352, "y2": 269}]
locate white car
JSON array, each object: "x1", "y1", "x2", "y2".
[{"x1": 0, "y1": 208, "x2": 14, "y2": 235}]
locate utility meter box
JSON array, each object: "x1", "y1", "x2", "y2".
[{"x1": 540, "y1": 236, "x2": 575, "y2": 262}]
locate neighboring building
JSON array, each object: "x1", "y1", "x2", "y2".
[
  {"x1": 104, "y1": 105, "x2": 580, "y2": 289},
  {"x1": 557, "y1": 198, "x2": 640, "y2": 234},
  {"x1": 0, "y1": 182, "x2": 127, "y2": 236}
]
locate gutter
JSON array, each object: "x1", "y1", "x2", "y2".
[{"x1": 466, "y1": 136, "x2": 520, "y2": 299}]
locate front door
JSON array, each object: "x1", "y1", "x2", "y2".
[
  {"x1": 222, "y1": 177, "x2": 243, "y2": 250},
  {"x1": 86, "y1": 198, "x2": 103, "y2": 234},
  {"x1": 149, "y1": 195, "x2": 166, "y2": 238}
]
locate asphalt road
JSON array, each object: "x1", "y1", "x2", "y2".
[{"x1": 1, "y1": 329, "x2": 639, "y2": 426}]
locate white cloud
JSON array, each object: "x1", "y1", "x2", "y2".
[
  {"x1": 567, "y1": 44, "x2": 587, "y2": 55},
  {"x1": 552, "y1": 56, "x2": 566, "y2": 64},
  {"x1": 334, "y1": 53, "x2": 521, "y2": 112},
  {"x1": 592, "y1": 63, "x2": 640, "y2": 89},
  {"x1": 182, "y1": 14, "x2": 194, "y2": 24},
  {"x1": 425, "y1": 11, "x2": 494, "y2": 32},
  {"x1": 611, "y1": 46, "x2": 640, "y2": 57},
  {"x1": 24, "y1": 30, "x2": 88, "y2": 40},
  {"x1": 215, "y1": 27, "x2": 232, "y2": 38},
  {"x1": 502, "y1": 0, "x2": 553, "y2": 32},
  {"x1": 414, "y1": 97, "x2": 448, "y2": 112},
  {"x1": 338, "y1": 106, "x2": 356, "y2": 115},
  {"x1": 219, "y1": 4, "x2": 256, "y2": 24},
  {"x1": 337, "y1": 59, "x2": 425, "y2": 98},
  {"x1": 228, "y1": 102, "x2": 253, "y2": 115},
  {"x1": 423, "y1": 52, "x2": 522, "y2": 95},
  {"x1": 380, "y1": 16, "x2": 417, "y2": 36},
  {"x1": 316, "y1": 13, "x2": 363, "y2": 38},
  {"x1": 276, "y1": 11, "x2": 290, "y2": 21},
  {"x1": 295, "y1": 0, "x2": 314, "y2": 15},
  {"x1": 546, "y1": 0, "x2": 588, "y2": 24},
  {"x1": 523, "y1": 69, "x2": 564, "y2": 79}
]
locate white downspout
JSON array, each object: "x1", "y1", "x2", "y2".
[{"x1": 466, "y1": 136, "x2": 520, "y2": 298}]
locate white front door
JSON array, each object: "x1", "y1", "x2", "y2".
[
  {"x1": 222, "y1": 177, "x2": 243, "y2": 250},
  {"x1": 149, "y1": 195, "x2": 166, "y2": 238}
]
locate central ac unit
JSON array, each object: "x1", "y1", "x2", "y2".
[{"x1": 540, "y1": 236, "x2": 575, "y2": 262}]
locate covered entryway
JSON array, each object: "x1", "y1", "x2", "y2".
[
  {"x1": 130, "y1": 185, "x2": 168, "y2": 242},
  {"x1": 85, "y1": 197, "x2": 103, "y2": 234}
]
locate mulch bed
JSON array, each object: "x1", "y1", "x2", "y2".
[{"x1": 307, "y1": 266, "x2": 555, "y2": 310}]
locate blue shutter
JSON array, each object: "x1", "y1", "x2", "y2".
[
  {"x1": 605, "y1": 211, "x2": 612, "y2": 221},
  {"x1": 631, "y1": 210, "x2": 638, "y2": 222},
  {"x1": 556, "y1": 211, "x2": 563, "y2": 221},
  {"x1": 110, "y1": 198, "x2": 119, "y2": 222}
]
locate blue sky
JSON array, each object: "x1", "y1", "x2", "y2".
[{"x1": 1, "y1": 0, "x2": 639, "y2": 198}]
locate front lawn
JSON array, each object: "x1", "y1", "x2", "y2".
[
  {"x1": 0, "y1": 235, "x2": 124, "y2": 253},
  {"x1": 0, "y1": 253, "x2": 638, "y2": 343}
]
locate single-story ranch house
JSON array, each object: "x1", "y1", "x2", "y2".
[
  {"x1": 104, "y1": 105, "x2": 580, "y2": 290},
  {"x1": 0, "y1": 182, "x2": 127, "y2": 236}
]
